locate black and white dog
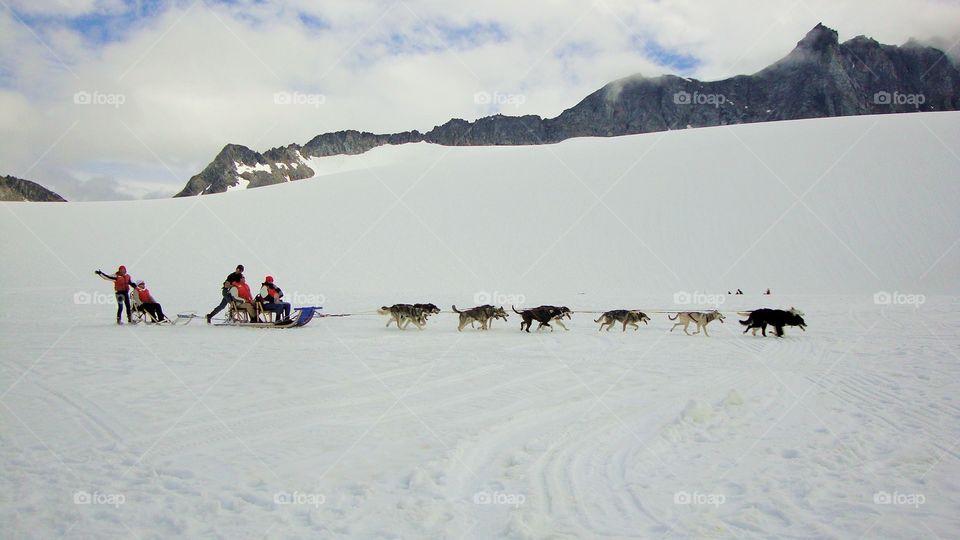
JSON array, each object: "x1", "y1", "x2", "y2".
[
  {"x1": 739, "y1": 308, "x2": 806, "y2": 337},
  {"x1": 512, "y1": 305, "x2": 572, "y2": 332}
]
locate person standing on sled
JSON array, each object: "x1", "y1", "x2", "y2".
[
  {"x1": 205, "y1": 265, "x2": 245, "y2": 323},
  {"x1": 95, "y1": 265, "x2": 134, "y2": 324},
  {"x1": 206, "y1": 281, "x2": 233, "y2": 324},
  {"x1": 135, "y1": 280, "x2": 167, "y2": 322},
  {"x1": 258, "y1": 275, "x2": 291, "y2": 321}
]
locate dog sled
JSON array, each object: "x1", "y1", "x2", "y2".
[
  {"x1": 178, "y1": 305, "x2": 322, "y2": 328},
  {"x1": 130, "y1": 290, "x2": 176, "y2": 325}
]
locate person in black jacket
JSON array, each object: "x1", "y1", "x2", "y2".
[
  {"x1": 205, "y1": 265, "x2": 245, "y2": 324},
  {"x1": 206, "y1": 280, "x2": 233, "y2": 324},
  {"x1": 226, "y1": 264, "x2": 244, "y2": 284}
]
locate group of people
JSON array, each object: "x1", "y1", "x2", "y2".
[
  {"x1": 205, "y1": 265, "x2": 291, "y2": 324},
  {"x1": 96, "y1": 263, "x2": 291, "y2": 325},
  {"x1": 95, "y1": 266, "x2": 167, "y2": 324}
]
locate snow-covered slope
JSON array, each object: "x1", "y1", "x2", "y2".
[
  {"x1": 3, "y1": 112, "x2": 958, "y2": 312},
  {"x1": 1, "y1": 113, "x2": 958, "y2": 539}
]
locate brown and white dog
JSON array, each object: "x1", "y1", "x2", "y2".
[{"x1": 668, "y1": 310, "x2": 725, "y2": 336}]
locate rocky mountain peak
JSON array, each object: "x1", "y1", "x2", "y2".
[
  {"x1": 0, "y1": 175, "x2": 67, "y2": 202},
  {"x1": 174, "y1": 23, "x2": 960, "y2": 197},
  {"x1": 796, "y1": 22, "x2": 840, "y2": 52}
]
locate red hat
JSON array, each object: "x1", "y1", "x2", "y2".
[
  {"x1": 265, "y1": 275, "x2": 274, "y2": 283},
  {"x1": 118, "y1": 265, "x2": 126, "y2": 272}
]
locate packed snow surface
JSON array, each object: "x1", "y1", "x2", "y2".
[{"x1": 1, "y1": 112, "x2": 958, "y2": 538}]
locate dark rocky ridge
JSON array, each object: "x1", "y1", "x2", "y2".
[
  {"x1": 175, "y1": 23, "x2": 960, "y2": 197},
  {"x1": 0, "y1": 175, "x2": 67, "y2": 202}
]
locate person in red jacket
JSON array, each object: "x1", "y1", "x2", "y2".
[
  {"x1": 229, "y1": 276, "x2": 258, "y2": 321},
  {"x1": 135, "y1": 280, "x2": 167, "y2": 322},
  {"x1": 96, "y1": 265, "x2": 134, "y2": 324},
  {"x1": 258, "y1": 275, "x2": 291, "y2": 321}
]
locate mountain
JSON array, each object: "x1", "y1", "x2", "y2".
[
  {"x1": 175, "y1": 23, "x2": 960, "y2": 197},
  {"x1": 0, "y1": 175, "x2": 67, "y2": 202}
]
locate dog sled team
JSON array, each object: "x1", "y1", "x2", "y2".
[{"x1": 378, "y1": 304, "x2": 807, "y2": 337}]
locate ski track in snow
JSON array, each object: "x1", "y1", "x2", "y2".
[{"x1": 1, "y1": 302, "x2": 958, "y2": 539}]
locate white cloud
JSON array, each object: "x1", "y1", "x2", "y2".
[{"x1": 1, "y1": 0, "x2": 958, "y2": 199}]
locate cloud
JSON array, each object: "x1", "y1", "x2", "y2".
[
  {"x1": 43, "y1": 171, "x2": 134, "y2": 201},
  {"x1": 0, "y1": 0, "x2": 958, "y2": 200}
]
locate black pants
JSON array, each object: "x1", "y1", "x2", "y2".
[
  {"x1": 208, "y1": 291, "x2": 231, "y2": 317},
  {"x1": 115, "y1": 291, "x2": 131, "y2": 321},
  {"x1": 141, "y1": 302, "x2": 166, "y2": 322}
]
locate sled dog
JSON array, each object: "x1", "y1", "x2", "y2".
[
  {"x1": 739, "y1": 308, "x2": 807, "y2": 337},
  {"x1": 594, "y1": 310, "x2": 650, "y2": 331},
  {"x1": 668, "y1": 310, "x2": 725, "y2": 336},
  {"x1": 378, "y1": 303, "x2": 437, "y2": 330},
  {"x1": 452, "y1": 305, "x2": 508, "y2": 331},
  {"x1": 512, "y1": 305, "x2": 572, "y2": 332}
]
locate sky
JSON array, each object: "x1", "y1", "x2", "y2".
[{"x1": 1, "y1": 0, "x2": 958, "y2": 200}]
